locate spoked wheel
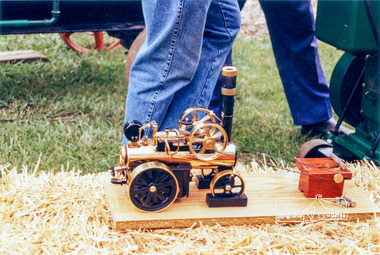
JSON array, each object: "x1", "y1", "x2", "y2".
[
  {"x1": 296, "y1": 139, "x2": 332, "y2": 158},
  {"x1": 210, "y1": 170, "x2": 245, "y2": 198},
  {"x1": 178, "y1": 107, "x2": 217, "y2": 134},
  {"x1": 128, "y1": 162, "x2": 179, "y2": 212},
  {"x1": 60, "y1": 31, "x2": 121, "y2": 53},
  {"x1": 189, "y1": 123, "x2": 228, "y2": 161}
]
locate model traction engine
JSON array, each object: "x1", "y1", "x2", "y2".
[{"x1": 109, "y1": 67, "x2": 247, "y2": 212}]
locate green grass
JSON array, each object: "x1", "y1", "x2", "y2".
[{"x1": 0, "y1": 33, "x2": 343, "y2": 173}]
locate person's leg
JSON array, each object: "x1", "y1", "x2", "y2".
[
  {"x1": 209, "y1": 50, "x2": 233, "y2": 119},
  {"x1": 122, "y1": 0, "x2": 212, "y2": 144},
  {"x1": 259, "y1": 0, "x2": 332, "y2": 126},
  {"x1": 159, "y1": 0, "x2": 241, "y2": 130}
]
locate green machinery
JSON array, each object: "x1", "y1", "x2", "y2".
[{"x1": 298, "y1": 0, "x2": 379, "y2": 165}]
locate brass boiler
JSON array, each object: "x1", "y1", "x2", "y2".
[
  {"x1": 120, "y1": 137, "x2": 237, "y2": 170},
  {"x1": 117, "y1": 126, "x2": 237, "y2": 171}
]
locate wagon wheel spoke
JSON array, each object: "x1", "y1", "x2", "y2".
[
  {"x1": 178, "y1": 107, "x2": 217, "y2": 133},
  {"x1": 189, "y1": 123, "x2": 228, "y2": 161},
  {"x1": 60, "y1": 31, "x2": 121, "y2": 53}
]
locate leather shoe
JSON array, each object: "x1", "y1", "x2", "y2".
[{"x1": 301, "y1": 118, "x2": 353, "y2": 138}]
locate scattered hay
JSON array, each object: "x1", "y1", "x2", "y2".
[{"x1": 0, "y1": 161, "x2": 379, "y2": 254}]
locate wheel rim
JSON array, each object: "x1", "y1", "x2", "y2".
[
  {"x1": 60, "y1": 32, "x2": 121, "y2": 53},
  {"x1": 189, "y1": 123, "x2": 228, "y2": 161},
  {"x1": 128, "y1": 162, "x2": 179, "y2": 212},
  {"x1": 330, "y1": 53, "x2": 365, "y2": 127},
  {"x1": 178, "y1": 107, "x2": 217, "y2": 134},
  {"x1": 210, "y1": 170, "x2": 245, "y2": 198},
  {"x1": 296, "y1": 139, "x2": 332, "y2": 158}
]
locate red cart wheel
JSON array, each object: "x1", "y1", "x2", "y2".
[{"x1": 60, "y1": 31, "x2": 121, "y2": 53}]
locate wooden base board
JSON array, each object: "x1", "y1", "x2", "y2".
[
  {"x1": 0, "y1": 50, "x2": 49, "y2": 63},
  {"x1": 104, "y1": 174, "x2": 380, "y2": 230}
]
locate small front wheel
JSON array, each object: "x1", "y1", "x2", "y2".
[{"x1": 210, "y1": 170, "x2": 245, "y2": 198}]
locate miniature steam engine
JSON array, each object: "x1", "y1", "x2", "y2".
[{"x1": 109, "y1": 67, "x2": 247, "y2": 212}]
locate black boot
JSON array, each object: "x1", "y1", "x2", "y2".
[{"x1": 301, "y1": 118, "x2": 353, "y2": 138}]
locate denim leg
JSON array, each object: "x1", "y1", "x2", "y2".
[
  {"x1": 209, "y1": 50, "x2": 233, "y2": 119},
  {"x1": 122, "y1": 0, "x2": 240, "y2": 144},
  {"x1": 259, "y1": 0, "x2": 332, "y2": 126},
  {"x1": 160, "y1": 0, "x2": 241, "y2": 130}
]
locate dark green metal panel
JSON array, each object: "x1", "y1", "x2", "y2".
[
  {"x1": 326, "y1": 126, "x2": 379, "y2": 166},
  {"x1": 316, "y1": 0, "x2": 378, "y2": 55}
]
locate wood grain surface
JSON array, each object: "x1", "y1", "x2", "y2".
[{"x1": 104, "y1": 174, "x2": 380, "y2": 230}]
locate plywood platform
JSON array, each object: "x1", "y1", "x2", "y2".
[
  {"x1": 0, "y1": 50, "x2": 49, "y2": 63},
  {"x1": 104, "y1": 174, "x2": 380, "y2": 230}
]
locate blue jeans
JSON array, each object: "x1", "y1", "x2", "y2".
[
  {"x1": 260, "y1": 0, "x2": 332, "y2": 126},
  {"x1": 122, "y1": 0, "x2": 241, "y2": 144},
  {"x1": 209, "y1": 50, "x2": 233, "y2": 119}
]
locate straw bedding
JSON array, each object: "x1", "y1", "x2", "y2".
[{"x1": 1, "y1": 160, "x2": 379, "y2": 254}]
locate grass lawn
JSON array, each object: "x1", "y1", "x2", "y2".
[{"x1": 0, "y1": 33, "x2": 343, "y2": 173}]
